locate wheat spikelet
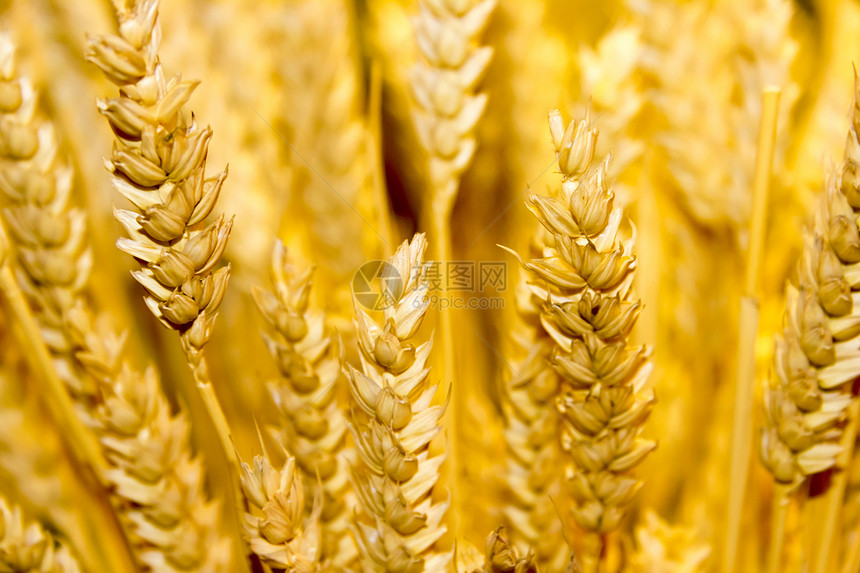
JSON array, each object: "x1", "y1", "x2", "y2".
[
  {"x1": 453, "y1": 526, "x2": 541, "y2": 573},
  {"x1": 504, "y1": 110, "x2": 655, "y2": 551},
  {"x1": 0, "y1": 497, "x2": 81, "y2": 573},
  {"x1": 759, "y1": 73, "x2": 860, "y2": 486},
  {"x1": 347, "y1": 233, "x2": 450, "y2": 572},
  {"x1": 84, "y1": 0, "x2": 231, "y2": 376},
  {"x1": 476, "y1": 527, "x2": 538, "y2": 573},
  {"x1": 239, "y1": 447, "x2": 322, "y2": 571},
  {"x1": 252, "y1": 240, "x2": 355, "y2": 567}
]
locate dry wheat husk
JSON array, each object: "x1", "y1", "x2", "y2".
[
  {"x1": 252, "y1": 240, "x2": 355, "y2": 568},
  {"x1": 625, "y1": 511, "x2": 710, "y2": 573},
  {"x1": 0, "y1": 27, "x2": 233, "y2": 572},
  {"x1": 410, "y1": 0, "x2": 495, "y2": 219},
  {"x1": 347, "y1": 233, "x2": 451, "y2": 572},
  {"x1": 503, "y1": 110, "x2": 655, "y2": 549},
  {"x1": 239, "y1": 447, "x2": 322, "y2": 572},
  {"x1": 0, "y1": 497, "x2": 81, "y2": 573},
  {"x1": 759, "y1": 72, "x2": 860, "y2": 487},
  {"x1": 85, "y1": 0, "x2": 231, "y2": 376},
  {"x1": 455, "y1": 526, "x2": 540, "y2": 573}
]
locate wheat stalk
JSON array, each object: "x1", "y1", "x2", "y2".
[
  {"x1": 503, "y1": 110, "x2": 656, "y2": 568},
  {"x1": 239, "y1": 445, "x2": 322, "y2": 571},
  {"x1": 347, "y1": 233, "x2": 451, "y2": 572},
  {"x1": 252, "y1": 240, "x2": 355, "y2": 567},
  {"x1": 84, "y1": 0, "x2": 240, "y2": 497},
  {"x1": 0, "y1": 496, "x2": 82, "y2": 573}
]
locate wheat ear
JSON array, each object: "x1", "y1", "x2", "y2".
[
  {"x1": 252, "y1": 240, "x2": 355, "y2": 567},
  {"x1": 64, "y1": 305, "x2": 235, "y2": 571},
  {"x1": 759, "y1": 72, "x2": 860, "y2": 569},
  {"x1": 501, "y1": 282, "x2": 566, "y2": 568},
  {"x1": 476, "y1": 527, "x2": 538, "y2": 573},
  {"x1": 759, "y1": 71, "x2": 860, "y2": 485},
  {"x1": 0, "y1": 31, "x2": 142, "y2": 572},
  {"x1": 628, "y1": 511, "x2": 711, "y2": 572},
  {"x1": 504, "y1": 110, "x2": 655, "y2": 566},
  {"x1": 239, "y1": 445, "x2": 322, "y2": 571},
  {"x1": 0, "y1": 497, "x2": 82, "y2": 573},
  {"x1": 0, "y1": 25, "x2": 234, "y2": 571},
  {"x1": 348, "y1": 233, "x2": 451, "y2": 572},
  {"x1": 276, "y1": 0, "x2": 371, "y2": 290},
  {"x1": 84, "y1": 0, "x2": 239, "y2": 488}
]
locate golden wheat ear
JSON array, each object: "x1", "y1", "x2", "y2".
[
  {"x1": 501, "y1": 110, "x2": 655, "y2": 571},
  {"x1": 760, "y1": 70, "x2": 860, "y2": 573},
  {"x1": 347, "y1": 233, "x2": 452, "y2": 572},
  {"x1": 252, "y1": 239, "x2": 356, "y2": 567},
  {"x1": 0, "y1": 497, "x2": 83, "y2": 572},
  {"x1": 84, "y1": 0, "x2": 245, "y2": 511},
  {"x1": 238, "y1": 437, "x2": 323, "y2": 570},
  {"x1": 0, "y1": 25, "x2": 237, "y2": 571}
]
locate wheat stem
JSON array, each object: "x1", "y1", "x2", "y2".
[
  {"x1": 431, "y1": 204, "x2": 461, "y2": 535},
  {"x1": 724, "y1": 87, "x2": 780, "y2": 573},
  {"x1": 844, "y1": 524, "x2": 860, "y2": 573},
  {"x1": 814, "y1": 398, "x2": 860, "y2": 573},
  {"x1": 190, "y1": 354, "x2": 243, "y2": 500},
  {"x1": 766, "y1": 483, "x2": 791, "y2": 573}
]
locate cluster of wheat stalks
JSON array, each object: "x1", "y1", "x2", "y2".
[{"x1": 1, "y1": 0, "x2": 860, "y2": 572}]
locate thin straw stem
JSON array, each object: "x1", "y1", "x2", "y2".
[
  {"x1": 814, "y1": 399, "x2": 860, "y2": 573},
  {"x1": 723, "y1": 87, "x2": 781, "y2": 573},
  {"x1": 432, "y1": 204, "x2": 461, "y2": 541},
  {"x1": 766, "y1": 483, "x2": 791, "y2": 573},
  {"x1": 186, "y1": 354, "x2": 246, "y2": 512}
]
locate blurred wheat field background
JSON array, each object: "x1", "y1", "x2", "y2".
[{"x1": 0, "y1": 0, "x2": 859, "y2": 571}]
